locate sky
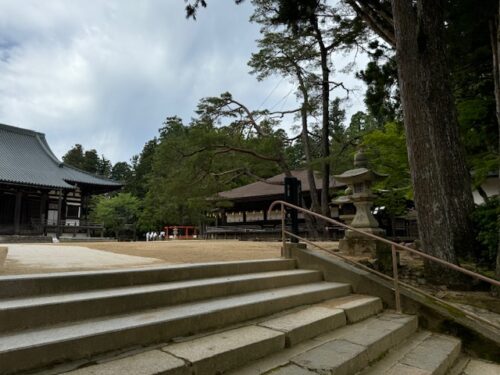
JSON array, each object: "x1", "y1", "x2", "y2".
[{"x1": 0, "y1": 0, "x2": 369, "y2": 164}]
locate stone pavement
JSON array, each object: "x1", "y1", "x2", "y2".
[{"x1": 0, "y1": 244, "x2": 162, "y2": 274}]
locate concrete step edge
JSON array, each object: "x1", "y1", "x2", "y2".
[
  {"x1": 67, "y1": 325, "x2": 287, "y2": 375},
  {"x1": 392, "y1": 333, "x2": 462, "y2": 375},
  {"x1": 48, "y1": 294, "x2": 382, "y2": 375},
  {"x1": 0, "y1": 269, "x2": 323, "y2": 332},
  {"x1": 0, "y1": 282, "x2": 351, "y2": 374},
  {"x1": 255, "y1": 294, "x2": 383, "y2": 348},
  {"x1": 56, "y1": 295, "x2": 383, "y2": 375},
  {"x1": 287, "y1": 312, "x2": 418, "y2": 375},
  {"x1": 0, "y1": 258, "x2": 296, "y2": 299}
]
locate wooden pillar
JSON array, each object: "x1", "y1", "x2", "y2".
[
  {"x1": 56, "y1": 189, "x2": 63, "y2": 238},
  {"x1": 13, "y1": 191, "x2": 23, "y2": 235},
  {"x1": 40, "y1": 191, "x2": 48, "y2": 235},
  {"x1": 80, "y1": 190, "x2": 88, "y2": 222}
]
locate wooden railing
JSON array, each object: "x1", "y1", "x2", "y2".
[{"x1": 269, "y1": 200, "x2": 500, "y2": 324}]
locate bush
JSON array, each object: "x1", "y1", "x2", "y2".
[
  {"x1": 471, "y1": 199, "x2": 499, "y2": 268},
  {"x1": 91, "y1": 193, "x2": 141, "y2": 238}
]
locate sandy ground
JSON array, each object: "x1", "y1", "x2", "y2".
[
  {"x1": 0, "y1": 240, "x2": 278, "y2": 275},
  {"x1": 0, "y1": 240, "x2": 339, "y2": 275},
  {"x1": 65, "y1": 240, "x2": 284, "y2": 263},
  {"x1": 0, "y1": 244, "x2": 162, "y2": 275}
]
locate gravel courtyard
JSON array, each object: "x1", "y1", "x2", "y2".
[
  {"x1": 0, "y1": 240, "x2": 341, "y2": 275},
  {"x1": 67, "y1": 240, "x2": 283, "y2": 263},
  {"x1": 0, "y1": 240, "x2": 281, "y2": 275}
]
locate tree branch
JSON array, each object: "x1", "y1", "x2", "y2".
[
  {"x1": 345, "y1": 0, "x2": 396, "y2": 48},
  {"x1": 213, "y1": 145, "x2": 282, "y2": 162}
]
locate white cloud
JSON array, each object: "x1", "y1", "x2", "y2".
[{"x1": 0, "y1": 0, "x2": 367, "y2": 163}]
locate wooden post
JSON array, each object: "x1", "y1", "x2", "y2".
[
  {"x1": 40, "y1": 191, "x2": 48, "y2": 235},
  {"x1": 13, "y1": 191, "x2": 23, "y2": 234},
  {"x1": 56, "y1": 189, "x2": 62, "y2": 238},
  {"x1": 281, "y1": 204, "x2": 286, "y2": 257},
  {"x1": 392, "y1": 244, "x2": 402, "y2": 313}
]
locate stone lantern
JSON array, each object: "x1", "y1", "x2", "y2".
[{"x1": 334, "y1": 148, "x2": 387, "y2": 255}]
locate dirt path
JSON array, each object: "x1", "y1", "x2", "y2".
[
  {"x1": 0, "y1": 240, "x2": 339, "y2": 275},
  {"x1": 59, "y1": 240, "x2": 283, "y2": 263}
]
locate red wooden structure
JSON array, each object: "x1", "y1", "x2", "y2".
[{"x1": 164, "y1": 225, "x2": 197, "y2": 239}]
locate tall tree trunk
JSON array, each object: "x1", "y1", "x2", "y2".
[
  {"x1": 311, "y1": 16, "x2": 331, "y2": 217},
  {"x1": 489, "y1": 3, "x2": 500, "y2": 294},
  {"x1": 296, "y1": 69, "x2": 321, "y2": 214},
  {"x1": 300, "y1": 91, "x2": 321, "y2": 238},
  {"x1": 391, "y1": 0, "x2": 475, "y2": 284}
]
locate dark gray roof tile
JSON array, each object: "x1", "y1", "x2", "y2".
[{"x1": 0, "y1": 123, "x2": 122, "y2": 190}]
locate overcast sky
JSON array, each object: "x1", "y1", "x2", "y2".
[{"x1": 0, "y1": 0, "x2": 368, "y2": 163}]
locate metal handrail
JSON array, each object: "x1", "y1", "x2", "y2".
[{"x1": 269, "y1": 200, "x2": 500, "y2": 314}]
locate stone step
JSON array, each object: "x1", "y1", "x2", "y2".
[
  {"x1": 0, "y1": 281, "x2": 350, "y2": 374},
  {"x1": 358, "y1": 331, "x2": 461, "y2": 375},
  {"x1": 231, "y1": 312, "x2": 418, "y2": 375},
  {"x1": 65, "y1": 295, "x2": 384, "y2": 375},
  {"x1": 462, "y1": 358, "x2": 500, "y2": 375},
  {"x1": 0, "y1": 258, "x2": 296, "y2": 298},
  {"x1": 317, "y1": 295, "x2": 383, "y2": 324},
  {"x1": 0, "y1": 269, "x2": 322, "y2": 332},
  {"x1": 257, "y1": 295, "x2": 382, "y2": 347},
  {"x1": 68, "y1": 325, "x2": 286, "y2": 375},
  {"x1": 67, "y1": 310, "x2": 412, "y2": 375}
]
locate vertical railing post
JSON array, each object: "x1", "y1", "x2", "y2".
[
  {"x1": 281, "y1": 204, "x2": 286, "y2": 257},
  {"x1": 392, "y1": 244, "x2": 402, "y2": 313}
]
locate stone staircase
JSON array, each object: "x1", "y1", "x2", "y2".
[{"x1": 0, "y1": 258, "x2": 494, "y2": 374}]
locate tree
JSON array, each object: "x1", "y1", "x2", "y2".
[
  {"x1": 271, "y1": 0, "x2": 365, "y2": 216},
  {"x1": 488, "y1": 0, "x2": 500, "y2": 292},
  {"x1": 357, "y1": 56, "x2": 400, "y2": 126},
  {"x1": 251, "y1": 0, "x2": 364, "y2": 216},
  {"x1": 389, "y1": 0, "x2": 475, "y2": 281},
  {"x1": 127, "y1": 138, "x2": 158, "y2": 199},
  {"x1": 97, "y1": 156, "x2": 112, "y2": 178},
  {"x1": 63, "y1": 145, "x2": 113, "y2": 178},
  {"x1": 138, "y1": 104, "x2": 290, "y2": 230},
  {"x1": 82, "y1": 149, "x2": 100, "y2": 174},
  {"x1": 186, "y1": 0, "x2": 491, "y2": 284},
  {"x1": 248, "y1": 24, "x2": 322, "y2": 213},
  {"x1": 62, "y1": 144, "x2": 85, "y2": 169},
  {"x1": 111, "y1": 162, "x2": 133, "y2": 183},
  {"x1": 92, "y1": 193, "x2": 141, "y2": 238},
  {"x1": 363, "y1": 122, "x2": 411, "y2": 216}
]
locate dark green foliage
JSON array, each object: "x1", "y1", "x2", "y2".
[
  {"x1": 92, "y1": 193, "x2": 141, "y2": 238},
  {"x1": 62, "y1": 144, "x2": 85, "y2": 169},
  {"x1": 62, "y1": 144, "x2": 114, "y2": 178},
  {"x1": 446, "y1": 0, "x2": 499, "y2": 184},
  {"x1": 362, "y1": 122, "x2": 411, "y2": 216},
  {"x1": 127, "y1": 138, "x2": 158, "y2": 198},
  {"x1": 111, "y1": 162, "x2": 133, "y2": 183},
  {"x1": 138, "y1": 95, "x2": 285, "y2": 230},
  {"x1": 357, "y1": 58, "x2": 400, "y2": 126},
  {"x1": 471, "y1": 199, "x2": 500, "y2": 267}
]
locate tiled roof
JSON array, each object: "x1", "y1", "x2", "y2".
[
  {"x1": 217, "y1": 170, "x2": 345, "y2": 200},
  {"x1": 0, "y1": 123, "x2": 122, "y2": 190}
]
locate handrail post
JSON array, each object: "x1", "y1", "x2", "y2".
[
  {"x1": 281, "y1": 204, "x2": 286, "y2": 257},
  {"x1": 392, "y1": 244, "x2": 402, "y2": 313}
]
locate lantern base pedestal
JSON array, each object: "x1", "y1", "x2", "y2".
[{"x1": 339, "y1": 228, "x2": 386, "y2": 256}]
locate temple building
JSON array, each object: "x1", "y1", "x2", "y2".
[
  {"x1": 0, "y1": 123, "x2": 122, "y2": 238},
  {"x1": 207, "y1": 170, "x2": 346, "y2": 239}
]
